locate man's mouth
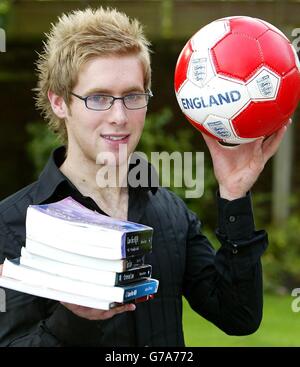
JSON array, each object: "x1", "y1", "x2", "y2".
[{"x1": 100, "y1": 134, "x2": 130, "y2": 142}]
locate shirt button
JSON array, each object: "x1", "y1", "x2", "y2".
[{"x1": 229, "y1": 215, "x2": 236, "y2": 223}]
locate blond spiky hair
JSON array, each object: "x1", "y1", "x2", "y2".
[{"x1": 35, "y1": 7, "x2": 152, "y2": 143}]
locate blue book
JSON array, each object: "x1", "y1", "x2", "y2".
[
  {"x1": 25, "y1": 197, "x2": 153, "y2": 259},
  {"x1": 122, "y1": 278, "x2": 159, "y2": 301}
]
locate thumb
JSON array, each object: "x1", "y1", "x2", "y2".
[{"x1": 201, "y1": 132, "x2": 220, "y2": 153}]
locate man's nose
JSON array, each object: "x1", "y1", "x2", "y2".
[{"x1": 108, "y1": 99, "x2": 128, "y2": 125}]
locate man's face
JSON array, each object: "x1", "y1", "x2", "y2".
[{"x1": 64, "y1": 55, "x2": 147, "y2": 167}]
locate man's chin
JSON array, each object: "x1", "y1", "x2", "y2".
[
  {"x1": 96, "y1": 153, "x2": 129, "y2": 167},
  {"x1": 95, "y1": 154, "x2": 129, "y2": 188},
  {"x1": 95, "y1": 143, "x2": 130, "y2": 166}
]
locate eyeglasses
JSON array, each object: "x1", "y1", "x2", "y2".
[{"x1": 70, "y1": 90, "x2": 153, "y2": 111}]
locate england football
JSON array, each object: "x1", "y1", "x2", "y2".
[{"x1": 174, "y1": 16, "x2": 300, "y2": 144}]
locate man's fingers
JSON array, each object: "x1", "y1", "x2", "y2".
[
  {"x1": 88, "y1": 303, "x2": 136, "y2": 320},
  {"x1": 200, "y1": 132, "x2": 231, "y2": 156},
  {"x1": 262, "y1": 125, "x2": 288, "y2": 163},
  {"x1": 200, "y1": 132, "x2": 218, "y2": 150},
  {"x1": 61, "y1": 301, "x2": 136, "y2": 320},
  {"x1": 251, "y1": 136, "x2": 264, "y2": 161},
  {"x1": 112, "y1": 303, "x2": 136, "y2": 315}
]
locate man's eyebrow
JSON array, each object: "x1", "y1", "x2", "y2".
[{"x1": 83, "y1": 87, "x2": 145, "y2": 95}]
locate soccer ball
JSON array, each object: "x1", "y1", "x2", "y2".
[{"x1": 174, "y1": 16, "x2": 300, "y2": 144}]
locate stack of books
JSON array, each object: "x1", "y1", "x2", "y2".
[{"x1": 0, "y1": 197, "x2": 158, "y2": 310}]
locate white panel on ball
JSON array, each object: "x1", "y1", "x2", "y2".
[
  {"x1": 202, "y1": 115, "x2": 235, "y2": 139},
  {"x1": 246, "y1": 67, "x2": 280, "y2": 100},
  {"x1": 224, "y1": 136, "x2": 258, "y2": 144},
  {"x1": 187, "y1": 50, "x2": 215, "y2": 87},
  {"x1": 203, "y1": 115, "x2": 257, "y2": 143},
  {"x1": 176, "y1": 75, "x2": 250, "y2": 123},
  {"x1": 191, "y1": 19, "x2": 230, "y2": 51}
]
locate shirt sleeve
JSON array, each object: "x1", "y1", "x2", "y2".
[
  {"x1": 217, "y1": 191, "x2": 255, "y2": 240},
  {"x1": 0, "y1": 289, "x2": 104, "y2": 346},
  {"x1": 183, "y1": 191, "x2": 268, "y2": 336}
]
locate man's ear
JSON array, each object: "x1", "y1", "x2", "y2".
[{"x1": 48, "y1": 90, "x2": 69, "y2": 119}]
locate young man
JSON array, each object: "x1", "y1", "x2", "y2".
[{"x1": 0, "y1": 7, "x2": 288, "y2": 346}]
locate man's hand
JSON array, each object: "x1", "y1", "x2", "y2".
[
  {"x1": 61, "y1": 301, "x2": 136, "y2": 321},
  {"x1": 202, "y1": 122, "x2": 290, "y2": 200}
]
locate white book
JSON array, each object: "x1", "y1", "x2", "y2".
[
  {"x1": 0, "y1": 276, "x2": 116, "y2": 310},
  {"x1": 25, "y1": 239, "x2": 145, "y2": 272},
  {"x1": 25, "y1": 197, "x2": 153, "y2": 259},
  {"x1": 1, "y1": 258, "x2": 159, "y2": 303},
  {"x1": 20, "y1": 247, "x2": 152, "y2": 286},
  {"x1": 26, "y1": 234, "x2": 140, "y2": 260}
]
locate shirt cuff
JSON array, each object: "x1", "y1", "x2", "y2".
[{"x1": 217, "y1": 191, "x2": 255, "y2": 241}]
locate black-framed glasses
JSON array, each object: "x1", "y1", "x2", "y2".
[{"x1": 70, "y1": 90, "x2": 153, "y2": 111}]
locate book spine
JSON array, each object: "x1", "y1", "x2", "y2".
[
  {"x1": 115, "y1": 265, "x2": 152, "y2": 285},
  {"x1": 123, "y1": 255, "x2": 145, "y2": 271},
  {"x1": 122, "y1": 230, "x2": 153, "y2": 257},
  {"x1": 123, "y1": 279, "x2": 159, "y2": 301},
  {"x1": 26, "y1": 240, "x2": 146, "y2": 272}
]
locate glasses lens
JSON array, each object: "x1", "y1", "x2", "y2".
[
  {"x1": 86, "y1": 95, "x2": 113, "y2": 110},
  {"x1": 124, "y1": 94, "x2": 149, "y2": 109}
]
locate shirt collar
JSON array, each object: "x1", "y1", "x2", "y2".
[{"x1": 33, "y1": 146, "x2": 158, "y2": 204}]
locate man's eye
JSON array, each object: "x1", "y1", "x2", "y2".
[
  {"x1": 126, "y1": 94, "x2": 142, "y2": 101},
  {"x1": 90, "y1": 95, "x2": 111, "y2": 104}
]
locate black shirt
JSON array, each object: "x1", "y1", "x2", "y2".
[{"x1": 0, "y1": 146, "x2": 268, "y2": 346}]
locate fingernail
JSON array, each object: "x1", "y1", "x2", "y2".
[{"x1": 128, "y1": 304, "x2": 136, "y2": 311}]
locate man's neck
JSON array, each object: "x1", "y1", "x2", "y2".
[{"x1": 59, "y1": 153, "x2": 129, "y2": 220}]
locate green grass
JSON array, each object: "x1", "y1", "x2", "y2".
[{"x1": 183, "y1": 294, "x2": 300, "y2": 346}]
